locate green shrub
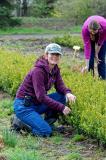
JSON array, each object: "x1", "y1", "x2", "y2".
[
  {"x1": 0, "y1": 48, "x2": 36, "y2": 96},
  {"x1": 54, "y1": 34, "x2": 83, "y2": 50},
  {"x1": 64, "y1": 72, "x2": 106, "y2": 145},
  {"x1": 0, "y1": 2, "x2": 21, "y2": 28}
]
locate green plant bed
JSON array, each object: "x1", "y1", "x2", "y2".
[
  {"x1": 0, "y1": 48, "x2": 105, "y2": 145},
  {"x1": 63, "y1": 72, "x2": 106, "y2": 145}
]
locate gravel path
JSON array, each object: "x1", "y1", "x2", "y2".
[{"x1": 0, "y1": 33, "x2": 81, "y2": 40}]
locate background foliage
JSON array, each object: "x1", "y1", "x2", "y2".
[
  {"x1": 53, "y1": 0, "x2": 106, "y2": 24},
  {"x1": 0, "y1": 0, "x2": 106, "y2": 28},
  {"x1": 0, "y1": 0, "x2": 21, "y2": 28}
]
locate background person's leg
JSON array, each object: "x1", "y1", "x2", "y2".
[
  {"x1": 88, "y1": 41, "x2": 95, "y2": 76},
  {"x1": 98, "y1": 41, "x2": 106, "y2": 80}
]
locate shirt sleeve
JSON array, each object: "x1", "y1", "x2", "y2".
[
  {"x1": 32, "y1": 68, "x2": 65, "y2": 112},
  {"x1": 82, "y1": 27, "x2": 91, "y2": 59},
  {"x1": 54, "y1": 68, "x2": 71, "y2": 95}
]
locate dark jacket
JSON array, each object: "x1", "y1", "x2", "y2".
[{"x1": 16, "y1": 57, "x2": 71, "y2": 112}]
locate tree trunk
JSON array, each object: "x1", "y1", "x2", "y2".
[{"x1": 22, "y1": 0, "x2": 28, "y2": 16}]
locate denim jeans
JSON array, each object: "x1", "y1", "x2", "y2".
[
  {"x1": 89, "y1": 41, "x2": 106, "y2": 79},
  {"x1": 14, "y1": 92, "x2": 66, "y2": 137}
]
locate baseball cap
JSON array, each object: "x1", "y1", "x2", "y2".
[{"x1": 45, "y1": 43, "x2": 63, "y2": 55}]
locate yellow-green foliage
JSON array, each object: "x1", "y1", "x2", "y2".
[
  {"x1": 62, "y1": 71, "x2": 106, "y2": 144},
  {"x1": 54, "y1": 34, "x2": 83, "y2": 50},
  {"x1": 0, "y1": 48, "x2": 36, "y2": 96},
  {"x1": 0, "y1": 48, "x2": 106, "y2": 144}
]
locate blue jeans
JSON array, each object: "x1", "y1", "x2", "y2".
[
  {"x1": 89, "y1": 41, "x2": 106, "y2": 79},
  {"x1": 14, "y1": 92, "x2": 66, "y2": 137}
]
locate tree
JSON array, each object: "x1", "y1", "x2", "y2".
[
  {"x1": 15, "y1": 0, "x2": 32, "y2": 17},
  {"x1": 16, "y1": 0, "x2": 21, "y2": 16},
  {"x1": 53, "y1": 0, "x2": 106, "y2": 24},
  {"x1": 22, "y1": 0, "x2": 28, "y2": 16},
  {"x1": 0, "y1": 0, "x2": 21, "y2": 28},
  {"x1": 29, "y1": 0, "x2": 56, "y2": 17}
]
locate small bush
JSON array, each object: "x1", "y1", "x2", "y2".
[
  {"x1": 0, "y1": 3, "x2": 21, "y2": 28},
  {"x1": 54, "y1": 34, "x2": 83, "y2": 50},
  {"x1": 0, "y1": 48, "x2": 36, "y2": 96}
]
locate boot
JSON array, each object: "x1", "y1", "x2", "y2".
[
  {"x1": 10, "y1": 114, "x2": 32, "y2": 133},
  {"x1": 44, "y1": 111, "x2": 59, "y2": 125}
]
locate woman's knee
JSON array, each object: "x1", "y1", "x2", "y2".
[
  {"x1": 57, "y1": 92, "x2": 66, "y2": 104},
  {"x1": 32, "y1": 125, "x2": 52, "y2": 137},
  {"x1": 48, "y1": 92, "x2": 66, "y2": 105},
  {"x1": 43, "y1": 126, "x2": 52, "y2": 137}
]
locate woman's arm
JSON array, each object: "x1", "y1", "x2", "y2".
[
  {"x1": 32, "y1": 68, "x2": 65, "y2": 112},
  {"x1": 95, "y1": 45, "x2": 102, "y2": 63}
]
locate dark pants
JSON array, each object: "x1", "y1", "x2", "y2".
[
  {"x1": 14, "y1": 92, "x2": 66, "y2": 137},
  {"x1": 88, "y1": 41, "x2": 106, "y2": 79}
]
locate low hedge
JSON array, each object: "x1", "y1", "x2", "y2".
[
  {"x1": 0, "y1": 48, "x2": 105, "y2": 145},
  {"x1": 54, "y1": 34, "x2": 83, "y2": 50},
  {"x1": 0, "y1": 48, "x2": 35, "y2": 96}
]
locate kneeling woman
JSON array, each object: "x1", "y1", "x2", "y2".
[{"x1": 13, "y1": 43, "x2": 76, "y2": 137}]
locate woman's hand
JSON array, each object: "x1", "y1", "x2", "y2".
[
  {"x1": 95, "y1": 55, "x2": 101, "y2": 64},
  {"x1": 63, "y1": 106, "x2": 71, "y2": 115},
  {"x1": 81, "y1": 66, "x2": 88, "y2": 73},
  {"x1": 66, "y1": 93, "x2": 76, "y2": 103},
  {"x1": 95, "y1": 45, "x2": 101, "y2": 64},
  {"x1": 81, "y1": 59, "x2": 89, "y2": 73}
]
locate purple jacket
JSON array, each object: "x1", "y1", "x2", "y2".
[
  {"x1": 16, "y1": 57, "x2": 71, "y2": 112},
  {"x1": 82, "y1": 15, "x2": 106, "y2": 59}
]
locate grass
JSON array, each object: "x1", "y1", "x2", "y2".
[
  {"x1": 0, "y1": 27, "x2": 63, "y2": 35},
  {"x1": 0, "y1": 17, "x2": 82, "y2": 35},
  {"x1": 62, "y1": 152, "x2": 83, "y2": 160},
  {"x1": 71, "y1": 134, "x2": 86, "y2": 142},
  {"x1": 0, "y1": 114, "x2": 105, "y2": 160},
  {"x1": 2, "y1": 129, "x2": 18, "y2": 147},
  {"x1": 50, "y1": 134, "x2": 63, "y2": 145}
]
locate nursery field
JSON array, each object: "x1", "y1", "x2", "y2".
[{"x1": 0, "y1": 36, "x2": 106, "y2": 160}]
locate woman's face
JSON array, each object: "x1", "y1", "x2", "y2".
[
  {"x1": 89, "y1": 29, "x2": 99, "y2": 35},
  {"x1": 47, "y1": 53, "x2": 61, "y2": 65}
]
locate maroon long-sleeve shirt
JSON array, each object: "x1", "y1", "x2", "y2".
[{"x1": 16, "y1": 58, "x2": 71, "y2": 112}]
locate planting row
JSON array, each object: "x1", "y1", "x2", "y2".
[{"x1": 0, "y1": 48, "x2": 105, "y2": 145}]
